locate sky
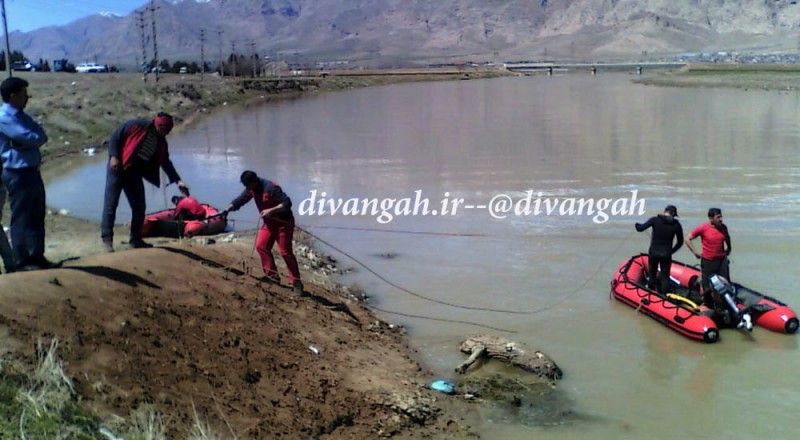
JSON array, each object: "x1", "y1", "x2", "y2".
[{"x1": 4, "y1": 0, "x2": 146, "y2": 33}]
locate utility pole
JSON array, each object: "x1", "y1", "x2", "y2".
[
  {"x1": 138, "y1": 10, "x2": 148, "y2": 82},
  {"x1": 1, "y1": 0, "x2": 12, "y2": 78},
  {"x1": 250, "y1": 40, "x2": 257, "y2": 78},
  {"x1": 231, "y1": 41, "x2": 237, "y2": 78},
  {"x1": 217, "y1": 26, "x2": 224, "y2": 77},
  {"x1": 149, "y1": 0, "x2": 160, "y2": 82},
  {"x1": 199, "y1": 29, "x2": 205, "y2": 81}
]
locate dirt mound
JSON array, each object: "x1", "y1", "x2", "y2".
[{"x1": 0, "y1": 243, "x2": 473, "y2": 439}]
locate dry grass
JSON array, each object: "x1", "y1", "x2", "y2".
[
  {"x1": 19, "y1": 339, "x2": 75, "y2": 417},
  {"x1": 124, "y1": 404, "x2": 168, "y2": 440},
  {"x1": 636, "y1": 63, "x2": 800, "y2": 90},
  {"x1": 0, "y1": 338, "x2": 98, "y2": 439},
  {"x1": 186, "y1": 400, "x2": 224, "y2": 440},
  {"x1": 0, "y1": 341, "x2": 238, "y2": 439}
]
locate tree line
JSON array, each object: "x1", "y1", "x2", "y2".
[{"x1": 3, "y1": 49, "x2": 278, "y2": 77}]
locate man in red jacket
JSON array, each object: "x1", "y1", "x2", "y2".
[
  {"x1": 101, "y1": 112, "x2": 188, "y2": 251},
  {"x1": 225, "y1": 170, "x2": 303, "y2": 294},
  {"x1": 171, "y1": 195, "x2": 206, "y2": 220}
]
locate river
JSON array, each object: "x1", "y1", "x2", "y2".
[{"x1": 48, "y1": 73, "x2": 800, "y2": 439}]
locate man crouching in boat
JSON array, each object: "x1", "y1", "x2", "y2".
[
  {"x1": 635, "y1": 205, "x2": 683, "y2": 295},
  {"x1": 171, "y1": 194, "x2": 206, "y2": 221}
]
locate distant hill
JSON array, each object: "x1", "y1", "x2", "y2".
[{"x1": 10, "y1": 0, "x2": 800, "y2": 68}]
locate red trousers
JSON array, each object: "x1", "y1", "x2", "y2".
[{"x1": 256, "y1": 218, "x2": 301, "y2": 284}]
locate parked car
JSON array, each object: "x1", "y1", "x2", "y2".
[
  {"x1": 75, "y1": 63, "x2": 108, "y2": 73},
  {"x1": 11, "y1": 60, "x2": 34, "y2": 71},
  {"x1": 53, "y1": 59, "x2": 75, "y2": 72}
]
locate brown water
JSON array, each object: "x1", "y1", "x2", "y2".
[{"x1": 49, "y1": 74, "x2": 800, "y2": 439}]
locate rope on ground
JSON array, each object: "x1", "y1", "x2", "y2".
[
  {"x1": 51, "y1": 206, "x2": 633, "y2": 321},
  {"x1": 368, "y1": 305, "x2": 517, "y2": 333},
  {"x1": 208, "y1": 216, "x2": 513, "y2": 332},
  {"x1": 310, "y1": 225, "x2": 488, "y2": 237}
]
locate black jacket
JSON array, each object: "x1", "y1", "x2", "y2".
[{"x1": 635, "y1": 215, "x2": 683, "y2": 258}]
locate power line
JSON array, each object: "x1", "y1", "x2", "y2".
[
  {"x1": 149, "y1": 0, "x2": 159, "y2": 83},
  {"x1": 250, "y1": 40, "x2": 257, "y2": 78},
  {"x1": 199, "y1": 28, "x2": 205, "y2": 81},
  {"x1": 138, "y1": 10, "x2": 148, "y2": 82},
  {"x1": 1, "y1": 0, "x2": 12, "y2": 78},
  {"x1": 216, "y1": 26, "x2": 223, "y2": 77},
  {"x1": 231, "y1": 41, "x2": 237, "y2": 77}
]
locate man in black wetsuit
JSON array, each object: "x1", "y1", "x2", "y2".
[{"x1": 635, "y1": 205, "x2": 684, "y2": 295}]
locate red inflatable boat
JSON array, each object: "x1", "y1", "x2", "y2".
[
  {"x1": 611, "y1": 254, "x2": 799, "y2": 343},
  {"x1": 141, "y1": 205, "x2": 227, "y2": 239}
]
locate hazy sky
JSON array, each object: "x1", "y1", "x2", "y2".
[{"x1": 5, "y1": 0, "x2": 146, "y2": 32}]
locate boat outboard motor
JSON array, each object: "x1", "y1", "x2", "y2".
[{"x1": 710, "y1": 274, "x2": 753, "y2": 331}]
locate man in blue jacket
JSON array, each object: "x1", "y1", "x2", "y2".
[{"x1": 0, "y1": 77, "x2": 50, "y2": 271}]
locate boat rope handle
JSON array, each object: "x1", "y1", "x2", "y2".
[
  {"x1": 666, "y1": 293, "x2": 700, "y2": 311},
  {"x1": 619, "y1": 256, "x2": 705, "y2": 317}
]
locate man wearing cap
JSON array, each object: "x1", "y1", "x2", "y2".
[
  {"x1": 0, "y1": 77, "x2": 50, "y2": 271},
  {"x1": 101, "y1": 112, "x2": 188, "y2": 251},
  {"x1": 685, "y1": 207, "x2": 731, "y2": 307},
  {"x1": 635, "y1": 205, "x2": 684, "y2": 295}
]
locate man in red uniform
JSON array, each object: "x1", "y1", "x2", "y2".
[
  {"x1": 685, "y1": 207, "x2": 731, "y2": 308},
  {"x1": 171, "y1": 195, "x2": 206, "y2": 220},
  {"x1": 225, "y1": 170, "x2": 303, "y2": 294},
  {"x1": 101, "y1": 112, "x2": 188, "y2": 252}
]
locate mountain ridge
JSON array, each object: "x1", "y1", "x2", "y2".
[{"x1": 10, "y1": 0, "x2": 800, "y2": 67}]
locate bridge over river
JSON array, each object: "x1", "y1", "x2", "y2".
[{"x1": 504, "y1": 61, "x2": 686, "y2": 74}]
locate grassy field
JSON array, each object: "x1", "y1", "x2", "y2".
[{"x1": 636, "y1": 63, "x2": 800, "y2": 90}]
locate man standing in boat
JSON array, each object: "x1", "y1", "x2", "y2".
[
  {"x1": 635, "y1": 205, "x2": 683, "y2": 295},
  {"x1": 224, "y1": 170, "x2": 303, "y2": 295},
  {"x1": 685, "y1": 207, "x2": 731, "y2": 308},
  {"x1": 101, "y1": 112, "x2": 189, "y2": 252}
]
